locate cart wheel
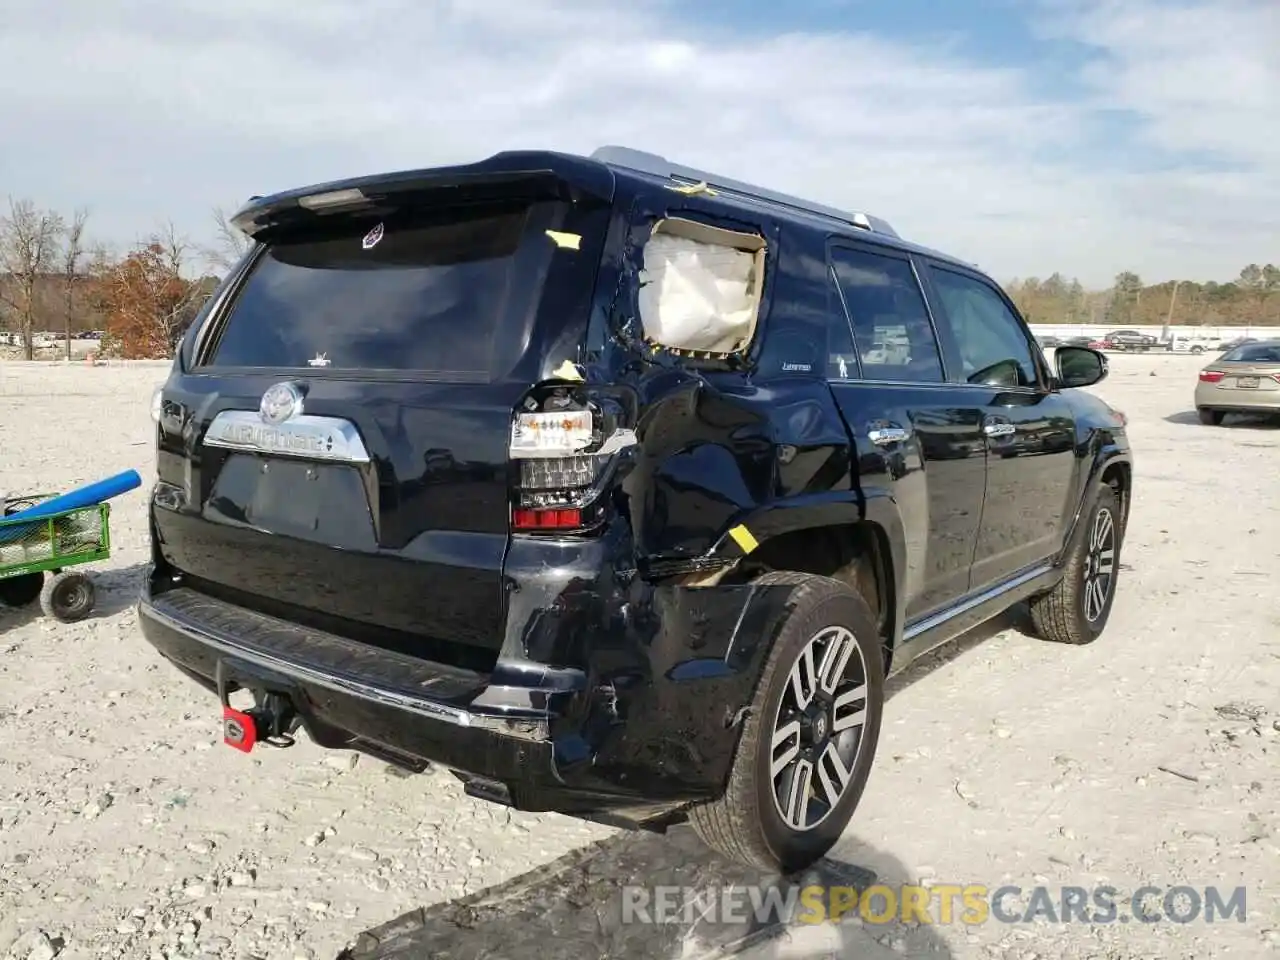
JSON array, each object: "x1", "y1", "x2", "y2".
[
  {"x1": 0, "y1": 573, "x2": 44, "y2": 609},
  {"x1": 41, "y1": 571, "x2": 96, "y2": 623}
]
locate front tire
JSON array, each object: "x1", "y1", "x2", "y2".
[
  {"x1": 689, "y1": 571, "x2": 885, "y2": 873},
  {"x1": 1030, "y1": 484, "x2": 1122, "y2": 645}
]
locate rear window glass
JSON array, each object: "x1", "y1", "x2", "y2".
[
  {"x1": 205, "y1": 202, "x2": 532, "y2": 373},
  {"x1": 1221, "y1": 343, "x2": 1280, "y2": 363}
]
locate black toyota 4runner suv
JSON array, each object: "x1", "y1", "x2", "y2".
[{"x1": 140, "y1": 146, "x2": 1132, "y2": 873}]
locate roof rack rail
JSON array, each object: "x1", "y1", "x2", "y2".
[{"x1": 591, "y1": 145, "x2": 899, "y2": 239}]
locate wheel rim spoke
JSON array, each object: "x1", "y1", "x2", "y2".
[
  {"x1": 816, "y1": 741, "x2": 853, "y2": 808},
  {"x1": 781, "y1": 759, "x2": 814, "y2": 830},
  {"x1": 1097, "y1": 548, "x2": 1115, "y2": 577},
  {"x1": 832, "y1": 684, "x2": 867, "y2": 733},
  {"x1": 788, "y1": 644, "x2": 819, "y2": 710},
  {"x1": 1092, "y1": 509, "x2": 1113, "y2": 551},
  {"x1": 771, "y1": 720, "x2": 802, "y2": 779},
  {"x1": 817, "y1": 629, "x2": 857, "y2": 695}
]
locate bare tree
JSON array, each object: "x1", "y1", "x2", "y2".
[
  {"x1": 0, "y1": 198, "x2": 65, "y2": 359},
  {"x1": 202, "y1": 205, "x2": 252, "y2": 273},
  {"x1": 154, "y1": 221, "x2": 212, "y2": 348},
  {"x1": 61, "y1": 207, "x2": 89, "y2": 360}
]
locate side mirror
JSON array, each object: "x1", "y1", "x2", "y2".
[{"x1": 1054, "y1": 346, "x2": 1108, "y2": 388}]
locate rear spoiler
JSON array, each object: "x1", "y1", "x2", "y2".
[{"x1": 231, "y1": 150, "x2": 617, "y2": 238}]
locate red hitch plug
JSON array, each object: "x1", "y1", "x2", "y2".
[{"x1": 222, "y1": 705, "x2": 258, "y2": 753}]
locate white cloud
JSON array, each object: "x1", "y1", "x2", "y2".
[{"x1": 0, "y1": 0, "x2": 1273, "y2": 286}]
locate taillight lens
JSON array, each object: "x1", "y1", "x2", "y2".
[
  {"x1": 509, "y1": 409, "x2": 594, "y2": 458},
  {"x1": 1199, "y1": 370, "x2": 1224, "y2": 383},
  {"x1": 509, "y1": 393, "x2": 635, "y2": 533},
  {"x1": 511, "y1": 508, "x2": 583, "y2": 531}
]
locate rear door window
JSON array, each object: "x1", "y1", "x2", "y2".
[
  {"x1": 204, "y1": 201, "x2": 534, "y2": 375},
  {"x1": 829, "y1": 246, "x2": 945, "y2": 382}
]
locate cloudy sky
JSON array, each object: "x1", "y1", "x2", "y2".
[{"x1": 0, "y1": 0, "x2": 1274, "y2": 287}]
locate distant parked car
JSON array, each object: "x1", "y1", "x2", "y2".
[
  {"x1": 1036, "y1": 335, "x2": 1061, "y2": 349},
  {"x1": 1216, "y1": 336, "x2": 1256, "y2": 353},
  {"x1": 1195, "y1": 339, "x2": 1280, "y2": 425},
  {"x1": 1103, "y1": 329, "x2": 1158, "y2": 352}
]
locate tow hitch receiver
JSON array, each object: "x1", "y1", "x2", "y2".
[{"x1": 216, "y1": 659, "x2": 299, "y2": 754}]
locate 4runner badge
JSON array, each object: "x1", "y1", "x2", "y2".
[
  {"x1": 361, "y1": 223, "x2": 385, "y2": 250},
  {"x1": 259, "y1": 382, "x2": 304, "y2": 425}
]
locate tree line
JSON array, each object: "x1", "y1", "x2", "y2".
[
  {"x1": 0, "y1": 198, "x2": 248, "y2": 360},
  {"x1": 1, "y1": 194, "x2": 1276, "y2": 361},
  {"x1": 1006, "y1": 266, "x2": 1280, "y2": 329}
]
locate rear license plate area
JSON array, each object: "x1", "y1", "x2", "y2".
[
  {"x1": 206, "y1": 454, "x2": 377, "y2": 548},
  {"x1": 1235, "y1": 376, "x2": 1260, "y2": 388},
  {"x1": 249, "y1": 458, "x2": 323, "y2": 531}
]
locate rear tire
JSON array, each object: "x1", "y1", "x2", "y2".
[
  {"x1": 1197, "y1": 408, "x2": 1224, "y2": 426},
  {"x1": 0, "y1": 573, "x2": 44, "y2": 609},
  {"x1": 689, "y1": 571, "x2": 884, "y2": 874},
  {"x1": 1030, "y1": 485, "x2": 1121, "y2": 645},
  {"x1": 40, "y1": 571, "x2": 95, "y2": 622}
]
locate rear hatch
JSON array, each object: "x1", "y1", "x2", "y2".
[{"x1": 152, "y1": 168, "x2": 612, "y2": 670}]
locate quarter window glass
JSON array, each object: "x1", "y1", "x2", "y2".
[
  {"x1": 829, "y1": 248, "x2": 944, "y2": 382},
  {"x1": 930, "y1": 268, "x2": 1037, "y2": 387},
  {"x1": 825, "y1": 268, "x2": 859, "y2": 379}
]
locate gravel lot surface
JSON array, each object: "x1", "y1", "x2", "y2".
[{"x1": 1, "y1": 354, "x2": 1276, "y2": 959}]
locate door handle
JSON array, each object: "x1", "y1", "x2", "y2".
[
  {"x1": 982, "y1": 421, "x2": 1015, "y2": 438},
  {"x1": 868, "y1": 426, "x2": 909, "y2": 446}
]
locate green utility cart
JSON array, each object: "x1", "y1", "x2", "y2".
[{"x1": 0, "y1": 496, "x2": 112, "y2": 622}]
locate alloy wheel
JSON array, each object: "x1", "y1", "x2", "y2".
[
  {"x1": 769, "y1": 626, "x2": 869, "y2": 832},
  {"x1": 1082, "y1": 506, "x2": 1116, "y2": 622}
]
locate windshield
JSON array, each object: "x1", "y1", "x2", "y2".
[
  {"x1": 1221, "y1": 342, "x2": 1280, "y2": 363},
  {"x1": 204, "y1": 200, "x2": 536, "y2": 375}
]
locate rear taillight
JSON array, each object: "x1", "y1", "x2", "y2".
[
  {"x1": 1198, "y1": 370, "x2": 1224, "y2": 383},
  {"x1": 508, "y1": 390, "x2": 634, "y2": 534},
  {"x1": 511, "y1": 507, "x2": 582, "y2": 531}
]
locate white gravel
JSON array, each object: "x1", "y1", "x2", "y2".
[{"x1": 1, "y1": 354, "x2": 1277, "y2": 959}]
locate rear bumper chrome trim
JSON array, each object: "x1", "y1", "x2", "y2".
[{"x1": 137, "y1": 597, "x2": 549, "y2": 742}]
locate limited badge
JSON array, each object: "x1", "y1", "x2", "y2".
[{"x1": 361, "y1": 222, "x2": 385, "y2": 250}]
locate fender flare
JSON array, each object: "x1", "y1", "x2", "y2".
[
  {"x1": 1060, "y1": 444, "x2": 1131, "y2": 560},
  {"x1": 707, "y1": 487, "x2": 909, "y2": 649}
]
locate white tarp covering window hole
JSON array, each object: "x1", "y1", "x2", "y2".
[{"x1": 637, "y1": 218, "x2": 766, "y2": 355}]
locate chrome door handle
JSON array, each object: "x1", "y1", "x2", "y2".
[
  {"x1": 982, "y1": 421, "x2": 1015, "y2": 438},
  {"x1": 868, "y1": 426, "x2": 909, "y2": 446}
]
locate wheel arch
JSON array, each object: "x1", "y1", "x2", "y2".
[
  {"x1": 1060, "y1": 448, "x2": 1131, "y2": 560},
  {"x1": 707, "y1": 489, "x2": 907, "y2": 669}
]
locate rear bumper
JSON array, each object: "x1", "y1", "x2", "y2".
[
  {"x1": 137, "y1": 562, "x2": 788, "y2": 826},
  {"x1": 1195, "y1": 382, "x2": 1280, "y2": 412}
]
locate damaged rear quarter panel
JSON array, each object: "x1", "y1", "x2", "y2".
[
  {"x1": 510, "y1": 186, "x2": 889, "y2": 802},
  {"x1": 603, "y1": 189, "x2": 861, "y2": 568}
]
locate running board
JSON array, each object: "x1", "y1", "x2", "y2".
[{"x1": 903, "y1": 562, "x2": 1055, "y2": 642}]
